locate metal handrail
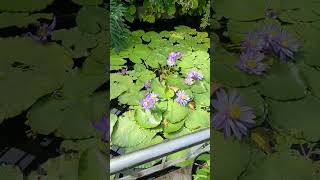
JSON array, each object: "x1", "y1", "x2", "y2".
[{"x1": 110, "y1": 128, "x2": 210, "y2": 175}]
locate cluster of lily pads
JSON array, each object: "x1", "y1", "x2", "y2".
[
  {"x1": 212, "y1": 24, "x2": 301, "y2": 140},
  {"x1": 0, "y1": 0, "x2": 108, "y2": 179},
  {"x1": 110, "y1": 26, "x2": 210, "y2": 168},
  {"x1": 212, "y1": 0, "x2": 320, "y2": 179}
]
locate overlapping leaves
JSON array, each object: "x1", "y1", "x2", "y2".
[{"x1": 212, "y1": 2, "x2": 320, "y2": 179}]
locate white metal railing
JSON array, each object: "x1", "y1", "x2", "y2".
[{"x1": 110, "y1": 128, "x2": 210, "y2": 176}]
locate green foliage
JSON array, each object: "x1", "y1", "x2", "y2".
[
  {"x1": 27, "y1": 138, "x2": 107, "y2": 180},
  {"x1": 0, "y1": 165, "x2": 23, "y2": 180},
  {"x1": 110, "y1": 26, "x2": 210, "y2": 168},
  {"x1": 212, "y1": 1, "x2": 320, "y2": 179},
  {"x1": 0, "y1": 1, "x2": 108, "y2": 179},
  {"x1": 27, "y1": 92, "x2": 107, "y2": 139},
  {"x1": 110, "y1": 0, "x2": 130, "y2": 51},
  {"x1": 52, "y1": 28, "x2": 98, "y2": 58},
  {"x1": 0, "y1": 38, "x2": 72, "y2": 123},
  {"x1": 122, "y1": 0, "x2": 210, "y2": 27},
  {"x1": 0, "y1": 0, "x2": 54, "y2": 12},
  {"x1": 193, "y1": 153, "x2": 210, "y2": 180},
  {"x1": 71, "y1": 0, "x2": 103, "y2": 5},
  {"x1": 0, "y1": 13, "x2": 53, "y2": 28}
]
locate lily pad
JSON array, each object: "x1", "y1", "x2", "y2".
[
  {"x1": 135, "y1": 109, "x2": 162, "y2": 129},
  {"x1": 0, "y1": 38, "x2": 72, "y2": 122},
  {"x1": 164, "y1": 100, "x2": 189, "y2": 123},
  {"x1": 110, "y1": 74, "x2": 133, "y2": 100},
  {"x1": 0, "y1": 0, "x2": 54, "y2": 12},
  {"x1": 111, "y1": 111, "x2": 156, "y2": 147},
  {"x1": 0, "y1": 13, "x2": 53, "y2": 28},
  {"x1": 212, "y1": 131, "x2": 253, "y2": 180},
  {"x1": 71, "y1": 0, "x2": 103, "y2": 5},
  {"x1": 0, "y1": 165, "x2": 22, "y2": 180},
  {"x1": 76, "y1": 6, "x2": 108, "y2": 34},
  {"x1": 27, "y1": 93, "x2": 106, "y2": 139},
  {"x1": 185, "y1": 110, "x2": 209, "y2": 130},
  {"x1": 240, "y1": 151, "x2": 318, "y2": 180},
  {"x1": 258, "y1": 62, "x2": 306, "y2": 100},
  {"x1": 268, "y1": 96, "x2": 320, "y2": 141}
]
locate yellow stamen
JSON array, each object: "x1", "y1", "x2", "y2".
[
  {"x1": 229, "y1": 104, "x2": 241, "y2": 119},
  {"x1": 181, "y1": 94, "x2": 186, "y2": 100},
  {"x1": 245, "y1": 59, "x2": 257, "y2": 69}
]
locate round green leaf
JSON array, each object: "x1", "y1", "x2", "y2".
[
  {"x1": 258, "y1": 62, "x2": 306, "y2": 100},
  {"x1": 164, "y1": 100, "x2": 188, "y2": 123},
  {"x1": 110, "y1": 74, "x2": 133, "y2": 100},
  {"x1": 0, "y1": 0, "x2": 54, "y2": 12},
  {"x1": 0, "y1": 165, "x2": 22, "y2": 180},
  {"x1": 0, "y1": 38, "x2": 72, "y2": 122},
  {"x1": 135, "y1": 109, "x2": 162, "y2": 129},
  {"x1": 76, "y1": 6, "x2": 108, "y2": 34},
  {"x1": 185, "y1": 110, "x2": 209, "y2": 130},
  {"x1": 268, "y1": 96, "x2": 320, "y2": 141},
  {"x1": 111, "y1": 111, "x2": 156, "y2": 147},
  {"x1": 240, "y1": 152, "x2": 317, "y2": 180},
  {"x1": 163, "y1": 120, "x2": 185, "y2": 133},
  {"x1": 71, "y1": 0, "x2": 102, "y2": 5},
  {"x1": 212, "y1": 131, "x2": 253, "y2": 180},
  {"x1": 78, "y1": 149, "x2": 107, "y2": 180}
]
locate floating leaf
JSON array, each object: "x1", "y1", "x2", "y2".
[
  {"x1": 76, "y1": 6, "x2": 108, "y2": 34},
  {"x1": 258, "y1": 62, "x2": 306, "y2": 100},
  {"x1": 0, "y1": 165, "x2": 22, "y2": 180},
  {"x1": 111, "y1": 111, "x2": 156, "y2": 147},
  {"x1": 0, "y1": 38, "x2": 72, "y2": 122},
  {"x1": 27, "y1": 154, "x2": 79, "y2": 180},
  {"x1": 28, "y1": 93, "x2": 106, "y2": 139},
  {"x1": 71, "y1": 0, "x2": 103, "y2": 5},
  {"x1": 163, "y1": 119, "x2": 185, "y2": 133},
  {"x1": 135, "y1": 109, "x2": 162, "y2": 129},
  {"x1": 0, "y1": 13, "x2": 53, "y2": 28},
  {"x1": 53, "y1": 28, "x2": 98, "y2": 58},
  {"x1": 0, "y1": 0, "x2": 54, "y2": 12},
  {"x1": 214, "y1": 0, "x2": 265, "y2": 20},
  {"x1": 268, "y1": 96, "x2": 320, "y2": 141},
  {"x1": 185, "y1": 110, "x2": 209, "y2": 130},
  {"x1": 110, "y1": 74, "x2": 133, "y2": 100},
  {"x1": 212, "y1": 131, "x2": 253, "y2": 180},
  {"x1": 62, "y1": 69, "x2": 106, "y2": 99},
  {"x1": 78, "y1": 149, "x2": 107, "y2": 180},
  {"x1": 240, "y1": 151, "x2": 318, "y2": 180},
  {"x1": 164, "y1": 100, "x2": 189, "y2": 123},
  {"x1": 300, "y1": 65, "x2": 320, "y2": 98}
]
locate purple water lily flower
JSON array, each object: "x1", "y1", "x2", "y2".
[
  {"x1": 166, "y1": 52, "x2": 183, "y2": 66},
  {"x1": 211, "y1": 89, "x2": 256, "y2": 139},
  {"x1": 26, "y1": 17, "x2": 56, "y2": 43},
  {"x1": 236, "y1": 50, "x2": 267, "y2": 75},
  {"x1": 184, "y1": 77, "x2": 194, "y2": 86},
  {"x1": 146, "y1": 92, "x2": 159, "y2": 102},
  {"x1": 167, "y1": 54, "x2": 176, "y2": 66},
  {"x1": 175, "y1": 52, "x2": 183, "y2": 58},
  {"x1": 144, "y1": 80, "x2": 151, "y2": 89},
  {"x1": 272, "y1": 29, "x2": 300, "y2": 60},
  {"x1": 241, "y1": 31, "x2": 265, "y2": 52},
  {"x1": 187, "y1": 69, "x2": 204, "y2": 80},
  {"x1": 175, "y1": 90, "x2": 190, "y2": 106},
  {"x1": 140, "y1": 92, "x2": 158, "y2": 110},
  {"x1": 140, "y1": 98, "x2": 155, "y2": 110},
  {"x1": 92, "y1": 114, "x2": 109, "y2": 141},
  {"x1": 259, "y1": 24, "x2": 282, "y2": 52}
]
